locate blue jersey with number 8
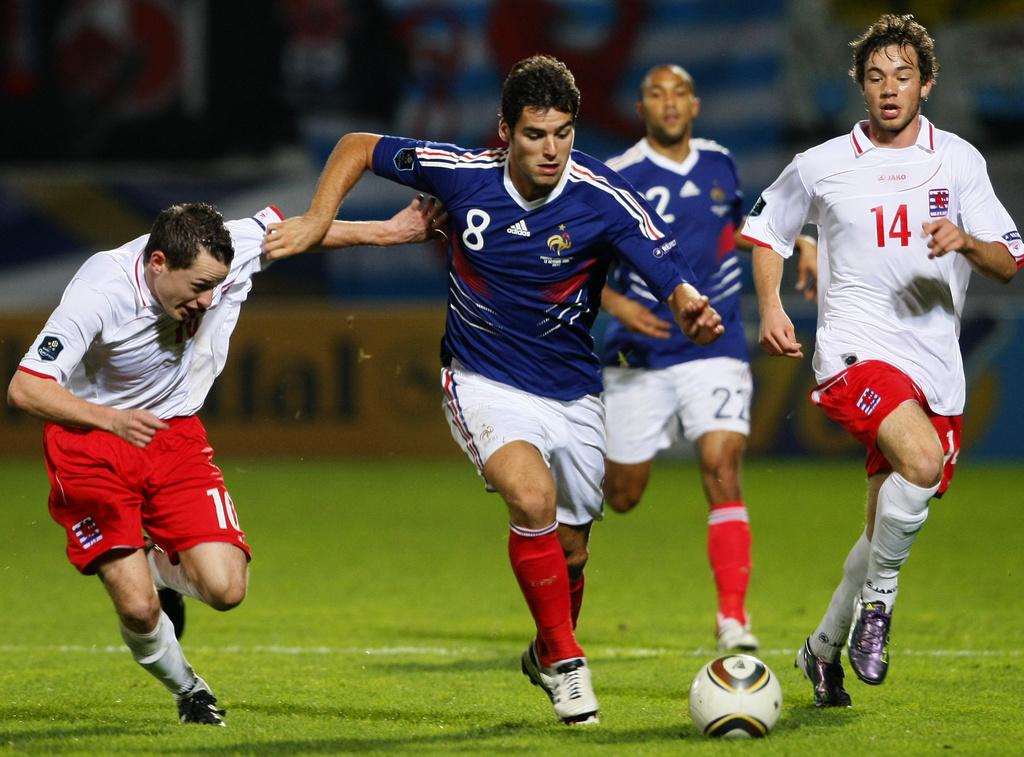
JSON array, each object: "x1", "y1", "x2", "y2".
[{"x1": 372, "y1": 135, "x2": 695, "y2": 400}]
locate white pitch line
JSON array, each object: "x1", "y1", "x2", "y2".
[{"x1": 0, "y1": 644, "x2": 1018, "y2": 658}]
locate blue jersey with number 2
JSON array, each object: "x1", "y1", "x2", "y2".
[
  {"x1": 372, "y1": 135, "x2": 694, "y2": 400},
  {"x1": 602, "y1": 138, "x2": 748, "y2": 369}
]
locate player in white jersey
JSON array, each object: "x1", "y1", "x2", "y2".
[
  {"x1": 743, "y1": 15, "x2": 1022, "y2": 707},
  {"x1": 600, "y1": 64, "x2": 819, "y2": 653},
  {"x1": 7, "y1": 199, "x2": 441, "y2": 725},
  {"x1": 264, "y1": 55, "x2": 724, "y2": 726}
]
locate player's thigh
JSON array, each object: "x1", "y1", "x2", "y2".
[
  {"x1": 673, "y1": 357, "x2": 752, "y2": 442},
  {"x1": 484, "y1": 440, "x2": 558, "y2": 523},
  {"x1": 43, "y1": 423, "x2": 147, "y2": 574},
  {"x1": 876, "y1": 400, "x2": 944, "y2": 485},
  {"x1": 143, "y1": 418, "x2": 252, "y2": 564},
  {"x1": 441, "y1": 362, "x2": 551, "y2": 476},
  {"x1": 602, "y1": 366, "x2": 677, "y2": 464}
]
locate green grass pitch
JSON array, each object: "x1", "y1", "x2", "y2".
[{"x1": 1, "y1": 456, "x2": 1022, "y2": 754}]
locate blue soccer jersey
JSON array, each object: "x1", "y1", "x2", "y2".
[
  {"x1": 601, "y1": 138, "x2": 748, "y2": 369},
  {"x1": 372, "y1": 135, "x2": 695, "y2": 400}
]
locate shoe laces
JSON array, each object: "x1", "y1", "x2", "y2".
[
  {"x1": 854, "y1": 604, "x2": 891, "y2": 653},
  {"x1": 555, "y1": 660, "x2": 587, "y2": 701},
  {"x1": 179, "y1": 689, "x2": 226, "y2": 725}
]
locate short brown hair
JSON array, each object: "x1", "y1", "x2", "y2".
[
  {"x1": 500, "y1": 55, "x2": 580, "y2": 130},
  {"x1": 849, "y1": 14, "x2": 939, "y2": 86},
  {"x1": 144, "y1": 203, "x2": 234, "y2": 269}
]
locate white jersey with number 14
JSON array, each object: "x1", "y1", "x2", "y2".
[{"x1": 742, "y1": 116, "x2": 1022, "y2": 415}]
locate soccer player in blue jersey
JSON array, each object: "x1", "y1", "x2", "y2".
[
  {"x1": 600, "y1": 65, "x2": 817, "y2": 652},
  {"x1": 263, "y1": 54, "x2": 723, "y2": 725}
]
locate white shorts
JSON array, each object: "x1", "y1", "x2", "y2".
[
  {"x1": 440, "y1": 361, "x2": 605, "y2": 526},
  {"x1": 603, "y1": 357, "x2": 752, "y2": 465}
]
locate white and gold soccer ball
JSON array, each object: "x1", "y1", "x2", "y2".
[{"x1": 688, "y1": 654, "x2": 782, "y2": 738}]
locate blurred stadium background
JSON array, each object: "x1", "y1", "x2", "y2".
[{"x1": 2, "y1": 0, "x2": 1023, "y2": 461}]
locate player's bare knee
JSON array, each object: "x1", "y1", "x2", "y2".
[
  {"x1": 194, "y1": 560, "x2": 249, "y2": 611},
  {"x1": 899, "y1": 448, "x2": 944, "y2": 488},
  {"x1": 700, "y1": 444, "x2": 741, "y2": 486},
  {"x1": 505, "y1": 484, "x2": 557, "y2": 527},
  {"x1": 603, "y1": 470, "x2": 645, "y2": 512},
  {"x1": 605, "y1": 485, "x2": 640, "y2": 513},
  {"x1": 204, "y1": 578, "x2": 247, "y2": 611},
  {"x1": 118, "y1": 595, "x2": 161, "y2": 633}
]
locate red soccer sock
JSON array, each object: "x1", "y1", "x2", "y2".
[
  {"x1": 508, "y1": 524, "x2": 583, "y2": 667},
  {"x1": 707, "y1": 500, "x2": 752, "y2": 624},
  {"x1": 536, "y1": 572, "x2": 584, "y2": 662}
]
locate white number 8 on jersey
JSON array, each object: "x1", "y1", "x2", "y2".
[{"x1": 461, "y1": 209, "x2": 491, "y2": 251}]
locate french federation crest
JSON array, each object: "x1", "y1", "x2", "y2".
[
  {"x1": 929, "y1": 188, "x2": 949, "y2": 217},
  {"x1": 547, "y1": 224, "x2": 572, "y2": 255},
  {"x1": 37, "y1": 335, "x2": 64, "y2": 361},
  {"x1": 393, "y1": 147, "x2": 416, "y2": 171}
]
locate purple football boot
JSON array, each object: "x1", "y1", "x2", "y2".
[
  {"x1": 795, "y1": 638, "x2": 852, "y2": 707},
  {"x1": 847, "y1": 598, "x2": 892, "y2": 685}
]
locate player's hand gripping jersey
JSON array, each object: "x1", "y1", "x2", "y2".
[
  {"x1": 742, "y1": 117, "x2": 1022, "y2": 414},
  {"x1": 372, "y1": 136, "x2": 694, "y2": 400},
  {"x1": 19, "y1": 207, "x2": 282, "y2": 417},
  {"x1": 602, "y1": 137, "x2": 748, "y2": 369}
]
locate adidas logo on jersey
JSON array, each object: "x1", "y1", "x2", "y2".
[
  {"x1": 680, "y1": 180, "x2": 701, "y2": 198},
  {"x1": 506, "y1": 220, "x2": 531, "y2": 237}
]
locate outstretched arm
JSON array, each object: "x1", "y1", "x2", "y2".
[
  {"x1": 264, "y1": 196, "x2": 448, "y2": 261},
  {"x1": 320, "y1": 195, "x2": 447, "y2": 250},
  {"x1": 262, "y1": 132, "x2": 383, "y2": 260},
  {"x1": 922, "y1": 219, "x2": 1018, "y2": 283},
  {"x1": 8, "y1": 370, "x2": 167, "y2": 448},
  {"x1": 753, "y1": 245, "x2": 803, "y2": 358}
]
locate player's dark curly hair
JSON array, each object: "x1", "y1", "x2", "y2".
[
  {"x1": 144, "y1": 202, "x2": 234, "y2": 269},
  {"x1": 500, "y1": 54, "x2": 581, "y2": 129},
  {"x1": 849, "y1": 14, "x2": 939, "y2": 86}
]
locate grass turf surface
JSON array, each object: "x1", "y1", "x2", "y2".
[{"x1": 1, "y1": 457, "x2": 1022, "y2": 755}]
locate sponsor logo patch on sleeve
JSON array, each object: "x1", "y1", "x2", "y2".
[
  {"x1": 652, "y1": 238, "x2": 677, "y2": 258},
  {"x1": 748, "y1": 195, "x2": 766, "y2": 217},
  {"x1": 1003, "y1": 230, "x2": 1022, "y2": 256}
]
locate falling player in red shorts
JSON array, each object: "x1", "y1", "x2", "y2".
[{"x1": 8, "y1": 199, "x2": 442, "y2": 725}]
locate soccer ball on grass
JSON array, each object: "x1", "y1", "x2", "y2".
[{"x1": 688, "y1": 654, "x2": 782, "y2": 738}]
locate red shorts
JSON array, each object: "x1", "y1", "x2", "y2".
[
  {"x1": 810, "y1": 360, "x2": 962, "y2": 496},
  {"x1": 44, "y1": 416, "x2": 251, "y2": 574}
]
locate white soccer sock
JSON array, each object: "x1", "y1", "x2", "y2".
[
  {"x1": 862, "y1": 472, "x2": 938, "y2": 610},
  {"x1": 809, "y1": 532, "x2": 869, "y2": 661},
  {"x1": 147, "y1": 546, "x2": 202, "y2": 600},
  {"x1": 120, "y1": 612, "x2": 197, "y2": 697}
]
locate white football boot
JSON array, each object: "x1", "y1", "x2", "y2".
[
  {"x1": 520, "y1": 644, "x2": 599, "y2": 725},
  {"x1": 716, "y1": 615, "x2": 760, "y2": 652}
]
